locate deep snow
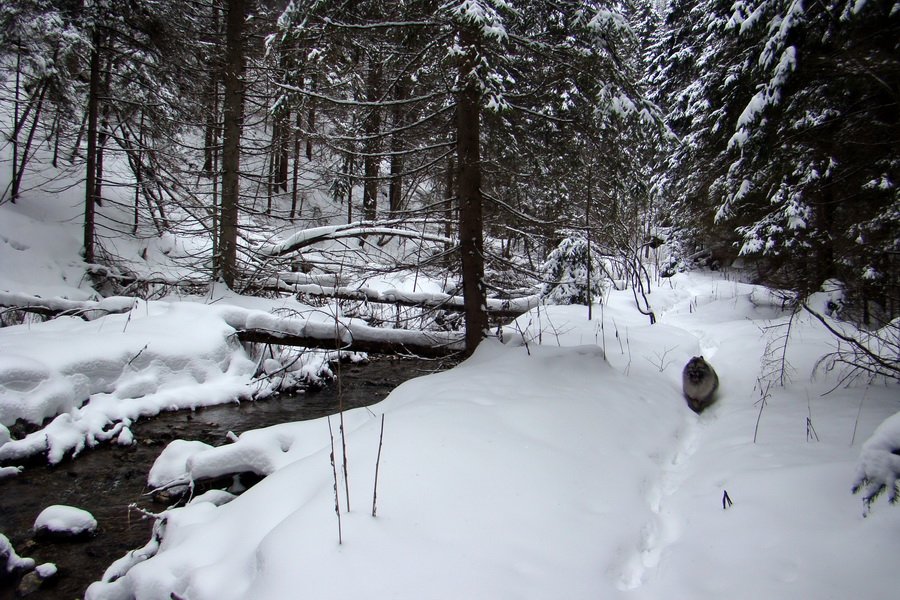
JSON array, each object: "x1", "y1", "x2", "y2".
[
  {"x1": 83, "y1": 273, "x2": 899, "y2": 600},
  {"x1": 1, "y1": 195, "x2": 898, "y2": 600}
]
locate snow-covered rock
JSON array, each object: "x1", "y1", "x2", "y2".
[
  {"x1": 0, "y1": 533, "x2": 34, "y2": 580},
  {"x1": 33, "y1": 505, "x2": 98, "y2": 540}
]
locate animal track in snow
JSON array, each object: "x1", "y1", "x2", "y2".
[{"x1": 616, "y1": 415, "x2": 700, "y2": 590}]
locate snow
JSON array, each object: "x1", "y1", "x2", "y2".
[
  {"x1": 84, "y1": 272, "x2": 900, "y2": 600},
  {"x1": 853, "y1": 410, "x2": 900, "y2": 506},
  {"x1": 1, "y1": 190, "x2": 898, "y2": 600},
  {"x1": 33, "y1": 505, "x2": 98, "y2": 536},
  {"x1": 35, "y1": 562, "x2": 57, "y2": 578},
  {"x1": 0, "y1": 533, "x2": 35, "y2": 573}
]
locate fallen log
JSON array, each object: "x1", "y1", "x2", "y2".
[
  {"x1": 0, "y1": 292, "x2": 136, "y2": 320},
  {"x1": 292, "y1": 284, "x2": 539, "y2": 319},
  {"x1": 236, "y1": 328, "x2": 464, "y2": 358}
]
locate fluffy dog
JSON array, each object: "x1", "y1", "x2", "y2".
[{"x1": 682, "y1": 356, "x2": 719, "y2": 413}]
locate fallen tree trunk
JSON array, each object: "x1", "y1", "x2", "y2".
[
  {"x1": 236, "y1": 328, "x2": 464, "y2": 358},
  {"x1": 0, "y1": 292, "x2": 136, "y2": 320},
  {"x1": 222, "y1": 303, "x2": 467, "y2": 358},
  {"x1": 292, "y1": 284, "x2": 539, "y2": 319}
]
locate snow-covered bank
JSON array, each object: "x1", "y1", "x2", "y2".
[
  {"x1": 0, "y1": 198, "x2": 463, "y2": 468},
  {"x1": 85, "y1": 273, "x2": 900, "y2": 600},
  {"x1": 0, "y1": 293, "x2": 398, "y2": 465},
  {"x1": 0, "y1": 300, "x2": 257, "y2": 464}
]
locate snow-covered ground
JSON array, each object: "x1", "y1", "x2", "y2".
[
  {"x1": 1, "y1": 196, "x2": 898, "y2": 599},
  {"x1": 79, "y1": 272, "x2": 898, "y2": 600}
]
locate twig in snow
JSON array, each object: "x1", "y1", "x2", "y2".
[
  {"x1": 327, "y1": 416, "x2": 343, "y2": 544},
  {"x1": 850, "y1": 388, "x2": 868, "y2": 446},
  {"x1": 126, "y1": 343, "x2": 149, "y2": 366},
  {"x1": 645, "y1": 345, "x2": 678, "y2": 373},
  {"x1": 372, "y1": 414, "x2": 385, "y2": 517},
  {"x1": 753, "y1": 379, "x2": 771, "y2": 443},
  {"x1": 338, "y1": 363, "x2": 350, "y2": 513},
  {"x1": 722, "y1": 490, "x2": 733, "y2": 509},
  {"x1": 806, "y1": 391, "x2": 819, "y2": 442}
]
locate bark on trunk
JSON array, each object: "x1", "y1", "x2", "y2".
[
  {"x1": 456, "y1": 27, "x2": 489, "y2": 354},
  {"x1": 219, "y1": 0, "x2": 247, "y2": 288},
  {"x1": 362, "y1": 62, "x2": 383, "y2": 223},
  {"x1": 83, "y1": 31, "x2": 102, "y2": 264}
]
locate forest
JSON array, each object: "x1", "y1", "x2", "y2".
[
  {"x1": 1, "y1": 2, "x2": 900, "y2": 599},
  {"x1": 0, "y1": 0, "x2": 896, "y2": 359}
]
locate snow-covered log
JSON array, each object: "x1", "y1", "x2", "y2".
[
  {"x1": 0, "y1": 292, "x2": 136, "y2": 320},
  {"x1": 257, "y1": 220, "x2": 452, "y2": 258},
  {"x1": 291, "y1": 283, "x2": 540, "y2": 318},
  {"x1": 229, "y1": 307, "x2": 465, "y2": 358}
]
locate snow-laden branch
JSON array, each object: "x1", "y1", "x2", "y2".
[
  {"x1": 291, "y1": 283, "x2": 540, "y2": 317},
  {"x1": 257, "y1": 220, "x2": 453, "y2": 258},
  {"x1": 853, "y1": 411, "x2": 900, "y2": 511},
  {"x1": 0, "y1": 292, "x2": 136, "y2": 320},
  {"x1": 225, "y1": 306, "x2": 466, "y2": 358}
]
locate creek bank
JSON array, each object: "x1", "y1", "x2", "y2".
[{"x1": 0, "y1": 356, "x2": 449, "y2": 600}]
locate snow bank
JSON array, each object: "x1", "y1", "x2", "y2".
[
  {"x1": 0, "y1": 301, "x2": 257, "y2": 464},
  {"x1": 86, "y1": 273, "x2": 900, "y2": 600},
  {"x1": 0, "y1": 199, "x2": 90, "y2": 301}
]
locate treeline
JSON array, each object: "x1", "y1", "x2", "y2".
[{"x1": 0, "y1": 0, "x2": 896, "y2": 351}]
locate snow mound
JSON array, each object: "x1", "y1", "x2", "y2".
[{"x1": 34, "y1": 505, "x2": 98, "y2": 537}]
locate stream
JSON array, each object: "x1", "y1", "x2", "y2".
[{"x1": 0, "y1": 356, "x2": 450, "y2": 600}]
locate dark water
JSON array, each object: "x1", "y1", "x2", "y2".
[{"x1": 0, "y1": 356, "x2": 449, "y2": 600}]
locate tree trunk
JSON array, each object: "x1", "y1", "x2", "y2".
[
  {"x1": 83, "y1": 31, "x2": 102, "y2": 264},
  {"x1": 202, "y1": 4, "x2": 220, "y2": 176},
  {"x1": 388, "y1": 82, "x2": 406, "y2": 217},
  {"x1": 94, "y1": 59, "x2": 112, "y2": 209},
  {"x1": 362, "y1": 62, "x2": 382, "y2": 223},
  {"x1": 290, "y1": 109, "x2": 301, "y2": 219},
  {"x1": 219, "y1": 0, "x2": 247, "y2": 288},
  {"x1": 456, "y1": 27, "x2": 489, "y2": 354},
  {"x1": 10, "y1": 50, "x2": 21, "y2": 203},
  {"x1": 11, "y1": 80, "x2": 49, "y2": 203}
]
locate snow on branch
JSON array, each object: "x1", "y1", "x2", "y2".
[
  {"x1": 256, "y1": 220, "x2": 453, "y2": 258},
  {"x1": 222, "y1": 302, "x2": 466, "y2": 357},
  {"x1": 853, "y1": 411, "x2": 900, "y2": 511},
  {"x1": 0, "y1": 292, "x2": 136, "y2": 320},
  {"x1": 291, "y1": 283, "x2": 539, "y2": 317}
]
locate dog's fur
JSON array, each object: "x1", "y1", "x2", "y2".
[{"x1": 682, "y1": 356, "x2": 718, "y2": 413}]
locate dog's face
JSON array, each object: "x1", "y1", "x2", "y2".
[{"x1": 685, "y1": 358, "x2": 710, "y2": 383}]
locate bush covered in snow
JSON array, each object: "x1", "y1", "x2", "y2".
[
  {"x1": 853, "y1": 411, "x2": 900, "y2": 511},
  {"x1": 539, "y1": 236, "x2": 609, "y2": 306}
]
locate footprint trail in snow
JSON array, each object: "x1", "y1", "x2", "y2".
[{"x1": 617, "y1": 414, "x2": 701, "y2": 591}]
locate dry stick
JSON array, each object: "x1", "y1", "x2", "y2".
[
  {"x1": 753, "y1": 379, "x2": 771, "y2": 443},
  {"x1": 372, "y1": 414, "x2": 386, "y2": 517},
  {"x1": 339, "y1": 373, "x2": 350, "y2": 514},
  {"x1": 850, "y1": 388, "x2": 868, "y2": 446},
  {"x1": 327, "y1": 416, "x2": 343, "y2": 544},
  {"x1": 806, "y1": 391, "x2": 819, "y2": 442},
  {"x1": 334, "y1": 264, "x2": 351, "y2": 514}
]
